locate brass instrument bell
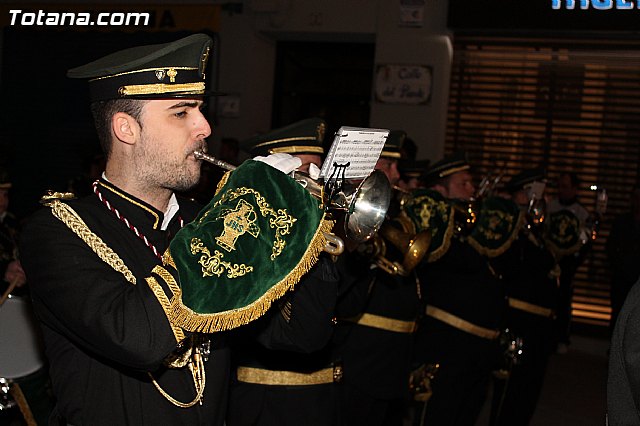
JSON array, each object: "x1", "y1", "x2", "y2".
[{"x1": 373, "y1": 221, "x2": 431, "y2": 276}]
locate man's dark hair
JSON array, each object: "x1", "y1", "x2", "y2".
[{"x1": 90, "y1": 99, "x2": 146, "y2": 158}]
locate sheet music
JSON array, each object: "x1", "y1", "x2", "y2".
[{"x1": 320, "y1": 126, "x2": 389, "y2": 179}]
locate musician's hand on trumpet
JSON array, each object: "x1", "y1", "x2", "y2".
[{"x1": 252, "y1": 153, "x2": 302, "y2": 175}]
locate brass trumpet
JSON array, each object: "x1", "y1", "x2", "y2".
[{"x1": 193, "y1": 151, "x2": 391, "y2": 255}]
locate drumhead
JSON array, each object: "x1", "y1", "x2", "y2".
[{"x1": 0, "y1": 296, "x2": 45, "y2": 379}]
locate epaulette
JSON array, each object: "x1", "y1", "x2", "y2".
[{"x1": 39, "y1": 190, "x2": 76, "y2": 206}]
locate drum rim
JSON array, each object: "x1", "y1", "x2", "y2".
[{"x1": 0, "y1": 296, "x2": 46, "y2": 379}]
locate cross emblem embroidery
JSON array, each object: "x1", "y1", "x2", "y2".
[{"x1": 216, "y1": 199, "x2": 260, "y2": 252}]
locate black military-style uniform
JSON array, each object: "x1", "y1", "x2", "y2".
[
  {"x1": 490, "y1": 227, "x2": 558, "y2": 426},
  {"x1": 226, "y1": 116, "x2": 343, "y2": 426},
  {"x1": 414, "y1": 236, "x2": 505, "y2": 426},
  {"x1": 19, "y1": 179, "x2": 230, "y2": 425},
  {"x1": 227, "y1": 256, "x2": 341, "y2": 426},
  {"x1": 333, "y1": 227, "x2": 421, "y2": 426}
]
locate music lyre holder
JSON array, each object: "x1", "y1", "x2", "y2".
[{"x1": 324, "y1": 162, "x2": 350, "y2": 213}]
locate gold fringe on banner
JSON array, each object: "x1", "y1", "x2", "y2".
[
  {"x1": 159, "y1": 218, "x2": 334, "y2": 333},
  {"x1": 427, "y1": 210, "x2": 456, "y2": 263},
  {"x1": 468, "y1": 211, "x2": 525, "y2": 258},
  {"x1": 543, "y1": 237, "x2": 583, "y2": 260}
]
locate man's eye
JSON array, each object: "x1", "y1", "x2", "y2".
[{"x1": 174, "y1": 111, "x2": 187, "y2": 118}]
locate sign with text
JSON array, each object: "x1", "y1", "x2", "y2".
[
  {"x1": 448, "y1": 0, "x2": 640, "y2": 31},
  {"x1": 320, "y1": 127, "x2": 389, "y2": 180},
  {"x1": 399, "y1": 0, "x2": 425, "y2": 27},
  {"x1": 375, "y1": 64, "x2": 432, "y2": 105}
]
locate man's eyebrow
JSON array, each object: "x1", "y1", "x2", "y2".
[{"x1": 167, "y1": 101, "x2": 202, "y2": 109}]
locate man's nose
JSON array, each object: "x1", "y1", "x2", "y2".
[{"x1": 195, "y1": 110, "x2": 212, "y2": 139}]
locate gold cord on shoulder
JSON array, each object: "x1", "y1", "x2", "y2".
[
  {"x1": 49, "y1": 200, "x2": 136, "y2": 285},
  {"x1": 48, "y1": 200, "x2": 206, "y2": 409}
]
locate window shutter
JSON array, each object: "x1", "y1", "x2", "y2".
[{"x1": 446, "y1": 36, "x2": 640, "y2": 327}]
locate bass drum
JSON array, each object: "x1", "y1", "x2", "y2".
[{"x1": 0, "y1": 296, "x2": 45, "y2": 379}]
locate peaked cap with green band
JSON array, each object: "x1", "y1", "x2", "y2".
[
  {"x1": 506, "y1": 167, "x2": 546, "y2": 193},
  {"x1": 152, "y1": 160, "x2": 333, "y2": 333},
  {"x1": 399, "y1": 159, "x2": 430, "y2": 181},
  {"x1": 424, "y1": 151, "x2": 471, "y2": 185},
  {"x1": 543, "y1": 209, "x2": 583, "y2": 259},
  {"x1": 242, "y1": 118, "x2": 327, "y2": 157},
  {"x1": 467, "y1": 196, "x2": 524, "y2": 257},
  {"x1": 0, "y1": 168, "x2": 11, "y2": 190},
  {"x1": 67, "y1": 33, "x2": 216, "y2": 101},
  {"x1": 380, "y1": 130, "x2": 405, "y2": 160},
  {"x1": 402, "y1": 188, "x2": 455, "y2": 262}
]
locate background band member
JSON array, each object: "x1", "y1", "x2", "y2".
[
  {"x1": 413, "y1": 152, "x2": 506, "y2": 426},
  {"x1": 547, "y1": 172, "x2": 590, "y2": 353},
  {"x1": 490, "y1": 168, "x2": 559, "y2": 426},
  {"x1": 333, "y1": 130, "x2": 422, "y2": 426},
  {"x1": 226, "y1": 118, "x2": 343, "y2": 426}
]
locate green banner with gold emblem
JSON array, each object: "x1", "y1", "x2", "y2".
[
  {"x1": 543, "y1": 209, "x2": 583, "y2": 259},
  {"x1": 402, "y1": 188, "x2": 455, "y2": 262},
  {"x1": 467, "y1": 196, "x2": 524, "y2": 258},
  {"x1": 152, "y1": 160, "x2": 333, "y2": 333}
]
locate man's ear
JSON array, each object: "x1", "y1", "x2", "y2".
[{"x1": 112, "y1": 112, "x2": 139, "y2": 145}]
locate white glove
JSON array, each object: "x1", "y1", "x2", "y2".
[
  {"x1": 253, "y1": 153, "x2": 302, "y2": 175},
  {"x1": 308, "y1": 163, "x2": 321, "y2": 180}
]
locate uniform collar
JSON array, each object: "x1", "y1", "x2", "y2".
[{"x1": 96, "y1": 177, "x2": 178, "y2": 231}]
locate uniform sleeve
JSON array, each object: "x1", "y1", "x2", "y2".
[
  {"x1": 254, "y1": 256, "x2": 339, "y2": 353},
  {"x1": 18, "y1": 210, "x2": 179, "y2": 371},
  {"x1": 620, "y1": 289, "x2": 640, "y2": 415},
  {"x1": 333, "y1": 251, "x2": 374, "y2": 319}
]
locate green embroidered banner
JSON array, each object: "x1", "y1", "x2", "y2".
[
  {"x1": 467, "y1": 196, "x2": 523, "y2": 258},
  {"x1": 402, "y1": 188, "x2": 455, "y2": 262},
  {"x1": 155, "y1": 160, "x2": 332, "y2": 332},
  {"x1": 543, "y1": 209, "x2": 583, "y2": 259}
]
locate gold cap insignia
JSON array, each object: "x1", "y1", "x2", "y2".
[{"x1": 167, "y1": 68, "x2": 178, "y2": 83}]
